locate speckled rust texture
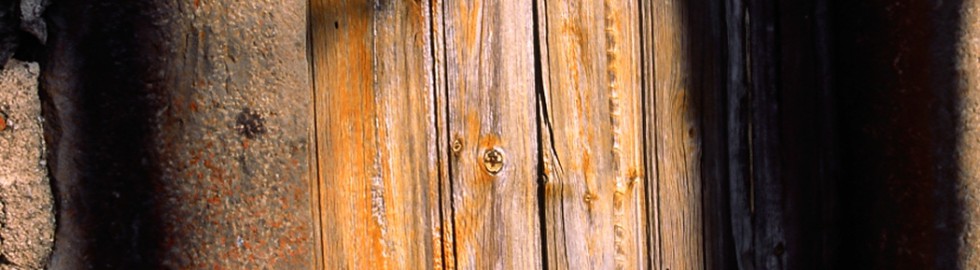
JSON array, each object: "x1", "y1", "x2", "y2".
[
  {"x1": 153, "y1": 1, "x2": 313, "y2": 268},
  {"x1": 0, "y1": 60, "x2": 54, "y2": 270},
  {"x1": 156, "y1": 1, "x2": 313, "y2": 269},
  {"x1": 43, "y1": 0, "x2": 314, "y2": 268},
  {"x1": 957, "y1": 1, "x2": 980, "y2": 268}
]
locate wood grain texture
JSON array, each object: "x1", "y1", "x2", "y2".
[
  {"x1": 648, "y1": 0, "x2": 704, "y2": 268},
  {"x1": 440, "y1": 0, "x2": 542, "y2": 268},
  {"x1": 536, "y1": 0, "x2": 647, "y2": 268},
  {"x1": 311, "y1": 0, "x2": 441, "y2": 268},
  {"x1": 431, "y1": 0, "x2": 457, "y2": 268},
  {"x1": 690, "y1": 0, "x2": 732, "y2": 269},
  {"x1": 639, "y1": 0, "x2": 661, "y2": 268},
  {"x1": 724, "y1": 0, "x2": 753, "y2": 269},
  {"x1": 747, "y1": 1, "x2": 789, "y2": 268}
]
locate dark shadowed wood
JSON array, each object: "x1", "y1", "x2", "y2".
[
  {"x1": 440, "y1": 0, "x2": 542, "y2": 269},
  {"x1": 776, "y1": 0, "x2": 837, "y2": 268},
  {"x1": 691, "y1": 0, "x2": 733, "y2": 269},
  {"x1": 310, "y1": 0, "x2": 441, "y2": 268},
  {"x1": 536, "y1": 0, "x2": 647, "y2": 269},
  {"x1": 723, "y1": 0, "x2": 753, "y2": 269},
  {"x1": 727, "y1": 0, "x2": 839, "y2": 269},
  {"x1": 746, "y1": 0, "x2": 789, "y2": 268}
]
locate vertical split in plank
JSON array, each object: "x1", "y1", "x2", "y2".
[
  {"x1": 440, "y1": 0, "x2": 542, "y2": 268},
  {"x1": 536, "y1": 0, "x2": 647, "y2": 268},
  {"x1": 648, "y1": 0, "x2": 705, "y2": 268},
  {"x1": 310, "y1": 0, "x2": 441, "y2": 268},
  {"x1": 639, "y1": 0, "x2": 661, "y2": 268},
  {"x1": 430, "y1": 0, "x2": 456, "y2": 268}
]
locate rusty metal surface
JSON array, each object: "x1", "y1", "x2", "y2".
[{"x1": 43, "y1": 0, "x2": 314, "y2": 268}]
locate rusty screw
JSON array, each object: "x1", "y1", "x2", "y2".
[{"x1": 483, "y1": 148, "x2": 504, "y2": 174}]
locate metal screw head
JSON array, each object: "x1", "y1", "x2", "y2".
[{"x1": 483, "y1": 148, "x2": 504, "y2": 174}]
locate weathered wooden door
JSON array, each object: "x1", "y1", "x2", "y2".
[
  {"x1": 16, "y1": 0, "x2": 980, "y2": 268},
  {"x1": 310, "y1": 0, "x2": 670, "y2": 269}
]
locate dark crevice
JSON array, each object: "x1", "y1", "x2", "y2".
[
  {"x1": 650, "y1": 2, "x2": 665, "y2": 268},
  {"x1": 530, "y1": 0, "x2": 550, "y2": 268},
  {"x1": 425, "y1": 0, "x2": 450, "y2": 268},
  {"x1": 304, "y1": 1, "x2": 324, "y2": 268},
  {"x1": 437, "y1": 1, "x2": 459, "y2": 268},
  {"x1": 636, "y1": 0, "x2": 652, "y2": 268}
]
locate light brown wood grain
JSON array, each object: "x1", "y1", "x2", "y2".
[
  {"x1": 430, "y1": 0, "x2": 457, "y2": 268},
  {"x1": 648, "y1": 0, "x2": 705, "y2": 269},
  {"x1": 440, "y1": 0, "x2": 542, "y2": 268},
  {"x1": 537, "y1": 0, "x2": 647, "y2": 268},
  {"x1": 310, "y1": 0, "x2": 441, "y2": 268},
  {"x1": 639, "y1": 0, "x2": 662, "y2": 268}
]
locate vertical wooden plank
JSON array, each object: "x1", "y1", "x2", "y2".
[
  {"x1": 440, "y1": 0, "x2": 542, "y2": 268},
  {"x1": 728, "y1": 0, "x2": 837, "y2": 268},
  {"x1": 431, "y1": 0, "x2": 456, "y2": 269},
  {"x1": 310, "y1": 0, "x2": 440, "y2": 268},
  {"x1": 690, "y1": 0, "x2": 732, "y2": 269},
  {"x1": 724, "y1": 0, "x2": 754, "y2": 269},
  {"x1": 639, "y1": 0, "x2": 661, "y2": 268},
  {"x1": 747, "y1": 0, "x2": 788, "y2": 268},
  {"x1": 536, "y1": 0, "x2": 647, "y2": 268},
  {"x1": 306, "y1": 4, "x2": 326, "y2": 269},
  {"x1": 649, "y1": 0, "x2": 705, "y2": 268}
]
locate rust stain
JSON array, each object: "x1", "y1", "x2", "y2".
[
  {"x1": 459, "y1": 2, "x2": 484, "y2": 54},
  {"x1": 314, "y1": 1, "x2": 389, "y2": 267}
]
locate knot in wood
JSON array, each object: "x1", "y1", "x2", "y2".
[
  {"x1": 452, "y1": 138, "x2": 463, "y2": 155},
  {"x1": 482, "y1": 148, "x2": 504, "y2": 174}
]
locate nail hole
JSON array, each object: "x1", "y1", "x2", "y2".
[
  {"x1": 452, "y1": 138, "x2": 463, "y2": 155},
  {"x1": 774, "y1": 242, "x2": 785, "y2": 256},
  {"x1": 334, "y1": 21, "x2": 339, "y2": 29},
  {"x1": 235, "y1": 108, "x2": 266, "y2": 139}
]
